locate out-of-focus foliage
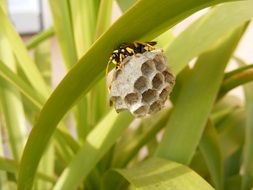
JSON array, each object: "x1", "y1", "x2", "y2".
[{"x1": 0, "y1": 0, "x2": 252, "y2": 190}]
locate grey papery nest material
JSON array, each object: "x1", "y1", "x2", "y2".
[{"x1": 109, "y1": 49, "x2": 175, "y2": 117}]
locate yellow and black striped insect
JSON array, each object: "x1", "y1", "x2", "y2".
[{"x1": 106, "y1": 41, "x2": 157, "y2": 74}]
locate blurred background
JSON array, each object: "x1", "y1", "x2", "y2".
[
  {"x1": 1, "y1": 1, "x2": 252, "y2": 189},
  {"x1": 7, "y1": 0, "x2": 253, "y2": 100}
]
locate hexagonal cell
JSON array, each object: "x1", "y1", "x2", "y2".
[
  {"x1": 153, "y1": 54, "x2": 165, "y2": 62},
  {"x1": 109, "y1": 51, "x2": 175, "y2": 117},
  {"x1": 142, "y1": 89, "x2": 157, "y2": 104},
  {"x1": 133, "y1": 105, "x2": 149, "y2": 117},
  {"x1": 109, "y1": 96, "x2": 118, "y2": 106},
  {"x1": 134, "y1": 76, "x2": 148, "y2": 92},
  {"x1": 149, "y1": 101, "x2": 162, "y2": 114},
  {"x1": 152, "y1": 73, "x2": 164, "y2": 90},
  {"x1": 159, "y1": 88, "x2": 169, "y2": 101},
  {"x1": 162, "y1": 70, "x2": 174, "y2": 84},
  {"x1": 141, "y1": 60, "x2": 155, "y2": 77},
  {"x1": 110, "y1": 96, "x2": 127, "y2": 112},
  {"x1": 154, "y1": 58, "x2": 166, "y2": 72},
  {"x1": 124, "y1": 93, "x2": 140, "y2": 106}
]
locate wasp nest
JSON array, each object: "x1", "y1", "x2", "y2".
[{"x1": 109, "y1": 50, "x2": 175, "y2": 117}]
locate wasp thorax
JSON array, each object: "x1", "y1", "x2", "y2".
[{"x1": 109, "y1": 50, "x2": 175, "y2": 117}]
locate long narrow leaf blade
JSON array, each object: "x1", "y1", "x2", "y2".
[
  {"x1": 26, "y1": 27, "x2": 54, "y2": 50},
  {"x1": 95, "y1": 0, "x2": 113, "y2": 38},
  {"x1": 70, "y1": 0, "x2": 98, "y2": 56},
  {"x1": 0, "y1": 7, "x2": 48, "y2": 97},
  {"x1": 116, "y1": 0, "x2": 137, "y2": 12},
  {"x1": 53, "y1": 111, "x2": 132, "y2": 190},
  {"x1": 167, "y1": 1, "x2": 253, "y2": 75},
  {"x1": 0, "y1": 60, "x2": 44, "y2": 108},
  {"x1": 49, "y1": 0, "x2": 77, "y2": 68},
  {"x1": 17, "y1": 0, "x2": 243, "y2": 189},
  {"x1": 108, "y1": 157, "x2": 214, "y2": 190},
  {"x1": 0, "y1": 30, "x2": 26, "y2": 161},
  {"x1": 242, "y1": 81, "x2": 253, "y2": 189},
  {"x1": 69, "y1": 0, "x2": 96, "y2": 140},
  {"x1": 199, "y1": 121, "x2": 224, "y2": 190},
  {"x1": 156, "y1": 26, "x2": 245, "y2": 164},
  {"x1": 0, "y1": 157, "x2": 56, "y2": 183}
]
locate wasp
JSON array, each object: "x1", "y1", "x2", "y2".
[{"x1": 106, "y1": 41, "x2": 157, "y2": 74}]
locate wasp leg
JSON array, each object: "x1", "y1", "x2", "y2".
[
  {"x1": 134, "y1": 41, "x2": 156, "y2": 51},
  {"x1": 125, "y1": 47, "x2": 135, "y2": 55},
  {"x1": 106, "y1": 57, "x2": 117, "y2": 75},
  {"x1": 134, "y1": 41, "x2": 155, "y2": 47},
  {"x1": 133, "y1": 41, "x2": 138, "y2": 47},
  {"x1": 145, "y1": 43, "x2": 156, "y2": 51},
  {"x1": 119, "y1": 53, "x2": 125, "y2": 62}
]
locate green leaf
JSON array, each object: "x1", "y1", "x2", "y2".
[
  {"x1": 34, "y1": 40, "x2": 52, "y2": 85},
  {"x1": 53, "y1": 111, "x2": 132, "y2": 190},
  {"x1": 0, "y1": 156, "x2": 56, "y2": 183},
  {"x1": 70, "y1": 0, "x2": 97, "y2": 56},
  {"x1": 0, "y1": 31, "x2": 26, "y2": 161},
  {"x1": 89, "y1": 0, "x2": 113, "y2": 129},
  {"x1": 26, "y1": 27, "x2": 54, "y2": 50},
  {"x1": 225, "y1": 175, "x2": 242, "y2": 190},
  {"x1": 211, "y1": 94, "x2": 241, "y2": 121},
  {"x1": 155, "y1": 29, "x2": 174, "y2": 50},
  {"x1": 156, "y1": 26, "x2": 245, "y2": 164},
  {"x1": 69, "y1": 0, "x2": 99, "y2": 140},
  {"x1": 106, "y1": 157, "x2": 214, "y2": 190},
  {"x1": 0, "y1": 51, "x2": 8, "y2": 188},
  {"x1": 0, "y1": 81, "x2": 26, "y2": 160},
  {"x1": 112, "y1": 109, "x2": 171, "y2": 168},
  {"x1": 199, "y1": 121, "x2": 224, "y2": 190},
  {"x1": 224, "y1": 148, "x2": 242, "y2": 178},
  {"x1": 170, "y1": 66, "x2": 192, "y2": 104},
  {"x1": 0, "y1": 7, "x2": 48, "y2": 98},
  {"x1": 218, "y1": 64, "x2": 253, "y2": 99},
  {"x1": 17, "y1": 1, "x2": 244, "y2": 189},
  {"x1": 211, "y1": 96, "x2": 240, "y2": 125},
  {"x1": 189, "y1": 151, "x2": 209, "y2": 180},
  {"x1": 116, "y1": 0, "x2": 137, "y2": 12},
  {"x1": 49, "y1": 0, "x2": 77, "y2": 68},
  {"x1": 242, "y1": 80, "x2": 253, "y2": 189},
  {"x1": 36, "y1": 145, "x2": 54, "y2": 190},
  {"x1": 95, "y1": 0, "x2": 113, "y2": 38},
  {"x1": 54, "y1": 129, "x2": 80, "y2": 154},
  {"x1": 166, "y1": 1, "x2": 253, "y2": 75},
  {"x1": 224, "y1": 59, "x2": 253, "y2": 79},
  {"x1": 0, "y1": 60, "x2": 44, "y2": 109},
  {"x1": 217, "y1": 108, "x2": 245, "y2": 159},
  {"x1": 0, "y1": 59, "x2": 79, "y2": 165}
]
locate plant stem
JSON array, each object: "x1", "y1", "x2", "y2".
[
  {"x1": 112, "y1": 109, "x2": 171, "y2": 167},
  {"x1": 26, "y1": 27, "x2": 54, "y2": 50},
  {"x1": 218, "y1": 65, "x2": 253, "y2": 99}
]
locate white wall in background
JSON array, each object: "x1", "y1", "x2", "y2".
[
  {"x1": 235, "y1": 22, "x2": 253, "y2": 64},
  {"x1": 41, "y1": 0, "x2": 52, "y2": 29},
  {"x1": 8, "y1": 0, "x2": 41, "y2": 34},
  {"x1": 10, "y1": 1, "x2": 252, "y2": 92},
  {"x1": 171, "y1": 9, "x2": 253, "y2": 102},
  {"x1": 40, "y1": 0, "x2": 121, "y2": 29}
]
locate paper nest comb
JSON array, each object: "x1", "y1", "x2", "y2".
[{"x1": 109, "y1": 49, "x2": 175, "y2": 117}]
